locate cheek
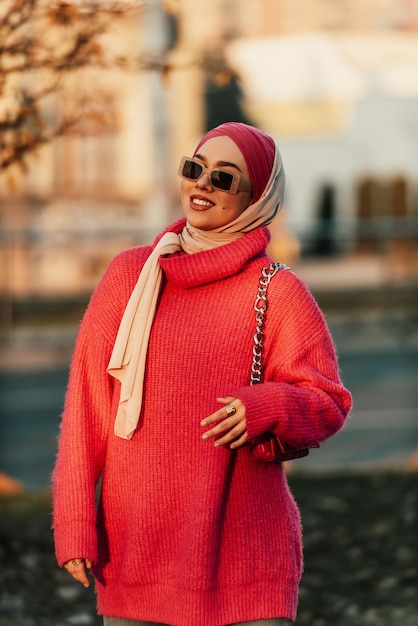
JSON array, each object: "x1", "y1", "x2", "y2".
[
  {"x1": 223, "y1": 196, "x2": 251, "y2": 217},
  {"x1": 237, "y1": 193, "x2": 252, "y2": 214},
  {"x1": 180, "y1": 180, "x2": 190, "y2": 207}
]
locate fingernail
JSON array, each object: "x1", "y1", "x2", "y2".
[
  {"x1": 200, "y1": 421, "x2": 207, "y2": 427},
  {"x1": 202, "y1": 434, "x2": 208, "y2": 440}
]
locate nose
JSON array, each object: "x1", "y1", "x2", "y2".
[{"x1": 195, "y1": 172, "x2": 213, "y2": 191}]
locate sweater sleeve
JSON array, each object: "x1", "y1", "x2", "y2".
[
  {"x1": 52, "y1": 249, "x2": 142, "y2": 567},
  {"x1": 233, "y1": 271, "x2": 352, "y2": 449}
]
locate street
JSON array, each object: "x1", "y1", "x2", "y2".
[{"x1": 1, "y1": 343, "x2": 417, "y2": 490}]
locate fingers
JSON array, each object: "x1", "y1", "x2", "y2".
[
  {"x1": 217, "y1": 396, "x2": 237, "y2": 411},
  {"x1": 214, "y1": 423, "x2": 248, "y2": 449},
  {"x1": 201, "y1": 397, "x2": 238, "y2": 427},
  {"x1": 64, "y1": 559, "x2": 91, "y2": 588},
  {"x1": 201, "y1": 397, "x2": 247, "y2": 449},
  {"x1": 229, "y1": 431, "x2": 248, "y2": 449}
]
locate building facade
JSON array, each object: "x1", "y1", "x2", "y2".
[{"x1": 1, "y1": 0, "x2": 417, "y2": 302}]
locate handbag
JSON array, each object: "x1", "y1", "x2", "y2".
[{"x1": 248, "y1": 262, "x2": 319, "y2": 463}]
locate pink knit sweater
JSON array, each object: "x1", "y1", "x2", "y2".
[{"x1": 53, "y1": 218, "x2": 352, "y2": 625}]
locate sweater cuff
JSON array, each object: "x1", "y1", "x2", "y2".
[
  {"x1": 54, "y1": 519, "x2": 98, "y2": 568},
  {"x1": 233, "y1": 383, "x2": 285, "y2": 441}
]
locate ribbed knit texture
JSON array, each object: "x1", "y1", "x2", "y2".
[{"x1": 53, "y1": 218, "x2": 352, "y2": 625}]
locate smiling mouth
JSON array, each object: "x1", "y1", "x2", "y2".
[{"x1": 190, "y1": 196, "x2": 214, "y2": 210}]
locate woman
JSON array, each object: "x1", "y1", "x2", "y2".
[{"x1": 53, "y1": 122, "x2": 352, "y2": 626}]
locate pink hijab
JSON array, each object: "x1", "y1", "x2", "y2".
[{"x1": 194, "y1": 122, "x2": 276, "y2": 204}]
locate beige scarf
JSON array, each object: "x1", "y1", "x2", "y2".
[{"x1": 107, "y1": 149, "x2": 285, "y2": 439}]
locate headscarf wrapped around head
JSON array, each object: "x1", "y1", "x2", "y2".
[
  {"x1": 181, "y1": 121, "x2": 286, "y2": 247},
  {"x1": 194, "y1": 121, "x2": 277, "y2": 204},
  {"x1": 108, "y1": 122, "x2": 286, "y2": 439}
]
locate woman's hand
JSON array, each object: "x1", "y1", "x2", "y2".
[
  {"x1": 201, "y1": 396, "x2": 248, "y2": 450},
  {"x1": 63, "y1": 558, "x2": 92, "y2": 588}
]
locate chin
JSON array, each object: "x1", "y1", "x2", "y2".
[
  {"x1": 189, "y1": 221, "x2": 213, "y2": 231},
  {"x1": 185, "y1": 212, "x2": 215, "y2": 231}
]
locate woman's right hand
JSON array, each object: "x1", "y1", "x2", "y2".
[{"x1": 63, "y1": 558, "x2": 92, "y2": 588}]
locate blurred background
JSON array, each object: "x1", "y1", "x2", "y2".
[
  {"x1": 0, "y1": 2, "x2": 417, "y2": 625},
  {"x1": 1, "y1": 0, "x2": 417, "y2": 492},
  {"x1": 0, "y1": 0, "x2": 417, "y2": 489}
]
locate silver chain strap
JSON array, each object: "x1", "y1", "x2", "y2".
[{"x1": 250, "y1": 262, "x2": 288, "y2": 386}]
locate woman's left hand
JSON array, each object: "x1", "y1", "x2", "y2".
[{"x1": 201, "y1": 397, "x2": 247, "y2": 450}]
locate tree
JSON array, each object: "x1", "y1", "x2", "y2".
[{"x1": 0, "y1": 0, "x2": 146, "y2": 175}]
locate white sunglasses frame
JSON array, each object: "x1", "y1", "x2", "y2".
[{"x1": 178, "y1": 156, "x2": 252, "y2": 195}]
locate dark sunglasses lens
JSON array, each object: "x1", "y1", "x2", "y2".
[
  {"x1": 182, "y1": 159, "x2": 203, "y2": 180},
  {"x1": 211, "y1": 170, "x2": 234, "y2": 191}
]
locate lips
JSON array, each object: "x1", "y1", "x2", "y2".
[{"x1": 190, "y1": 195, "x2": 214, "y2": 210}]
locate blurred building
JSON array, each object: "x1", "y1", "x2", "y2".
[{"x1": 1, "y1": 0, "x2": 418, "y2": 303}]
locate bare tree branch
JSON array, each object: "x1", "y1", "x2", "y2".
[{"x1": 0, "y1": 0, "x2": 148, "y2": 173}]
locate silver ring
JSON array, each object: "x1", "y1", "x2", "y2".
[{"x1": 225, "y1": 404, "x2": 236, "y2": 417}]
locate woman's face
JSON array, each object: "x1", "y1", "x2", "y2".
[{"x1": 180, "y1": 135, "x2": 252, "y2": 231}]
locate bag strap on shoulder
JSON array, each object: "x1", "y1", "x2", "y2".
[{"x1": 250, "y1": 262, "x2": 289, "y2": 386}]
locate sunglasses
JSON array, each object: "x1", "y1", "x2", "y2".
[{"x1": 178, "y1": 156, "x2": 252, "y2": 194}]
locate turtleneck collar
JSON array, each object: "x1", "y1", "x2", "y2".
[{"x1": 158, "y1": 218, "x2": 271, "y2": 289}]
